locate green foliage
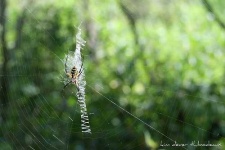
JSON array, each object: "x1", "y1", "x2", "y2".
[{"x1": 1, "y1": 0, "x2": 225, "y2": 149}]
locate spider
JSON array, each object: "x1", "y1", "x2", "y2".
[{"x1": 62, "y1": 54, "x2": 83, "y2": 91}]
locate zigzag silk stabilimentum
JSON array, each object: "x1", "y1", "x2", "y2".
[{"x1": 64, "y1": 27, "x2": 91, "y2": 134}]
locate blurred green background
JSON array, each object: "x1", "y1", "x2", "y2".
[{"x1": 1, "y1": 0, "x2": 225, "y2": 149}]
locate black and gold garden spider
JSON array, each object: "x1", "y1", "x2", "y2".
[{"x1": 62, "y1": 53, "x2": 83, "y2": 91}]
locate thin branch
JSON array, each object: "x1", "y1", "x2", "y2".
[
  {"x1": 0, "y1": 0, "x2": 9, "y2": 122},
  {"x1": 202, "y1": 0, "x2": 225, "y2": 30},
  {"x1": 13, "y1": 11, "x2": 26, "y2": 50},
  {"x1": 119, "y1": 1, "x2": 138, "y2": 45}
]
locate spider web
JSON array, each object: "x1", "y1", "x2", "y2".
[{"x1": 0, "y1": 0, "x2": 225, "y2": 150}]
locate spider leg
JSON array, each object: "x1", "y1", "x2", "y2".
[
  {"x1": 78, "y1": 62, "x2": 83, "y2": 75},
  {"x1": 76, "y1": 85, "x2": 80, "y2": 92},
  {"x1": 75, "y1": 61, "x2": 84, "y2": 92},
  {"x1": 64, "y1": 50, "x2": 69, "y2": 73},
  {"x1": 61, "y1": 80, "x2": 72, "y2": 92}
]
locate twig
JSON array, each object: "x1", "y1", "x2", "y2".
[{"x1": 202, "y1": 0, "x2": 225, "y2": 30}]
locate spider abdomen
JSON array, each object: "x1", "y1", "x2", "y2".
[{"x1": 71, "y1": 66, "x2": 77, "y2": 78}]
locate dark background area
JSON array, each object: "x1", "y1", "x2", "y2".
[{"x1": 0, "y1": 0, "x2": 225, "y2": 149}]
